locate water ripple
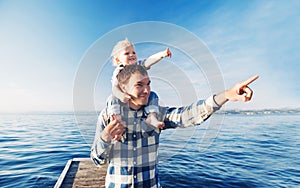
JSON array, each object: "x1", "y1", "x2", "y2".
[{"x1": 0, "y1": 113, "x2": 299, "y2": 187}]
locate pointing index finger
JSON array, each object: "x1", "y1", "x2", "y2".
[{"x1": 241, "y1": 75, "x2": 259, "y2": 86}]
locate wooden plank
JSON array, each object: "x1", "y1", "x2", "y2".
[{"x1": 55, "y1": 158, "x2": 108, "y2": 188}]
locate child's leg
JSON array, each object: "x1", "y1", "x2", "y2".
[
  {"x1": 144, "y1": 91, "x2": 164, "y2": 129},
  {"x1": 106, "y1": 95, "x2": 121, "y2": 117},
  {"x1": 145, "y1": 112, "x2": 165, "y2": 129},
  {"x1": 106, "y1": 95, "x2": 125, "y2": 141}
]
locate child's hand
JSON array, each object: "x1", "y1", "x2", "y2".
[
  {"x1": 164, "y1": 48, "x2": 172, "y2": 58},
  {"x1": 120, "y1": 93, "x2": 131, "y2": 103}
]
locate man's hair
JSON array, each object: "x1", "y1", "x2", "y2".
[
  {"x1": 117, "y1": 64, "x2": 148, "y2": 85},
  {"x1": 111, "y1": 38, "x2": 134, "y2": 66}
]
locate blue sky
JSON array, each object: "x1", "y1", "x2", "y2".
[{"x1": 1, "y1": 0, "x2": 300, "y2": 112}]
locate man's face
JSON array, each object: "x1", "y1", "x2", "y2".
[
  {"x1": 121, "y1": 72, "x2": 150, "y2": 110},
  {"x1": 116, "y1": 45, "x2": 138, "y2": 65}
]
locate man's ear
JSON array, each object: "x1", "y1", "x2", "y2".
[{"x1": 119, "y1": 84, "x2": 127, "y2": 93}]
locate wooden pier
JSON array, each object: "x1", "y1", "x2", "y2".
[{"x1": 54, "y1": 158, "x2": 107, "y2": 188}]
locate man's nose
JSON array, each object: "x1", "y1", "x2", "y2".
[{"x1": 143, "y1": 86, "x2": 150, "y2": 93}]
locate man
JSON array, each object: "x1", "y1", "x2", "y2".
[{"x1": 91, "y1": 64, "x2": 258, "y2": 188}]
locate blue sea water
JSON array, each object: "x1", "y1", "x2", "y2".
[{"x1": 0, "y1": 111, "x2": 299, "y2": 188}]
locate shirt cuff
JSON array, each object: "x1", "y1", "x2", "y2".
[
  {"x1": 206, "y1": 95, "x2": 221, "y2": 111},
  {"x1": 99, "y1": 136, "x2": 111, "y2": 149}
]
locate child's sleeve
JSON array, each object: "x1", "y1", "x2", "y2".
[
  {"x1": 137, "y1": 59, "x2": 150, "y2": 70},
  {"x1": 144, "y1": 91, "x2": 159, "y2": 114}
]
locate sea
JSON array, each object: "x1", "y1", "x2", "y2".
[{"x1": 0, "y1": 109, "x2": 299, "y2": 188}]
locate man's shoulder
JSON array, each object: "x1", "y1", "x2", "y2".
[{"x1": 157, "y1": 106, "x2": 167, "y2": 120}]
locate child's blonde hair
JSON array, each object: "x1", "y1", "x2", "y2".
[{"x1": 111, "y1": 38, "x2": 134, "y2": 66}]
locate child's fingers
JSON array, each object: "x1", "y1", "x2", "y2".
[
  {"x1": 159, "y1": 122, "x2": 165, "y2": 129},
  {"x1": 111, "y1": 114, "x2": 116, "y2": 121},
  {"x1": 166, "y1": 48, "x2": 172, "y2": 58}
]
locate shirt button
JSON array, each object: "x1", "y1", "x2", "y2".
[
  {"x1": 133, "y1": 161, "x2": 136, "y2": 165},
  {"x1": 133, "y1": 147, "x2": 136, "y2": 151},
  {"x1": 134, "y1": 121, "x2": 136, "y2": 125},
  {"x1": 133, "y1": 134, "x2": 136, "y2": 138}
]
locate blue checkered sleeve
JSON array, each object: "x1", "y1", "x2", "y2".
[{"x1": 162, "y1": 95, "x2": 220, "y2": 129}]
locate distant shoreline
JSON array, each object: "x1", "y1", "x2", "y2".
[{"x1": 216, "y1": 108, "x2": 300, "y2": 115}]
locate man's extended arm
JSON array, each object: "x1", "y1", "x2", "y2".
[
  {"x1": 163, "y1": 75, "x2": 259, "y2": 128},
  {"x1": 162, "y1": 95, "x2": 221, "y2": 129}
]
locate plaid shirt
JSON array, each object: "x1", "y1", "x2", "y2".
[{"x1": 91, "y1": 96, "x2": 220, "y2": 188}]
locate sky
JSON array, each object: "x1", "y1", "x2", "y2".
[{"x1": 1, "y1": 0, "x2": 300, "y2": 112}]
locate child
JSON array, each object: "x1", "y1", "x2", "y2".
[{"x1": 107, "y1": 38, "x2": 171, "y2": 136}]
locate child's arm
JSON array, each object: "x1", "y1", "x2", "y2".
[
  {"x1": 112, "y1": 84, "x2": 131, "y2": 103},
  {"x1": 143, "y1": 48, "x2": 172, "y2": 69}
]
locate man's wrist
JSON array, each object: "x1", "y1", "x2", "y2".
[
  {"x1": 213, "y1": 92, "x2": 228, "y2": 107},
  {"x1": 101, "y1": 130, "x2": 112, "y2": 144}
]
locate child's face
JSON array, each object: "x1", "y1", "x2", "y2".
[{"x1": 116, "y1": 45, "x2": 138, "y2": 65}]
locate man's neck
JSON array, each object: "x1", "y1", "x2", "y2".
[{"x1": 128, "y1": 102, "x2": 142, "y2": 111}]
